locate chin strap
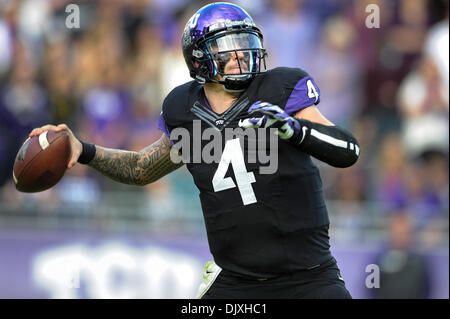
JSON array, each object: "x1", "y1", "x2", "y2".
[{"x1": 210, "y1": 75, "x2": 254, "y2": 91}]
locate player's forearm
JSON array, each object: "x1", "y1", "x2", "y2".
[
  {"x1": 295, "y1": 119, "x2": 360, "y2": 168},
  {"x1": 87, "y1": 135, "x2": 183, "y2": 185}
]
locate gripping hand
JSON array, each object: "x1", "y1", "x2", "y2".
[{"x1": 239, "y1": 101, "x2": 305, "y2": 144}]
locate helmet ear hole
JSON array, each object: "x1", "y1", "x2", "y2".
[
  {"x1": 192, "y1": 54, "x2": 216, "y2": 80},
  {"x1": 200, "y1": 63, "x2": 212, "y2": 78}
]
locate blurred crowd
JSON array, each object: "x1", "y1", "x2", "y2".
[{"x1": 0, "y1": 0, "x2": 448, "y2": 252}]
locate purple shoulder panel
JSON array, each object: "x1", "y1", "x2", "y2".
[
  {"x1": 157, "y1": 112, "x2": 174, "y2": 144},
  {"x1": 284, "y1": 76, "x2": 321, "y2": 116}
]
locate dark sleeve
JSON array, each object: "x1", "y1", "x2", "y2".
[
  {"x1": 296, "y1": 119, "x2": 360, "y2": 168},
  {"x1": 158, "y1": 80, "x2": 197, "y2": 143}
]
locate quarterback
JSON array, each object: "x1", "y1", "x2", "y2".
[{"x1": 30, "y1": 3, "x2": 359, "y2": 298}]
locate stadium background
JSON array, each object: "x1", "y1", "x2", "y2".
[{"x1": 0, "y1": 0, "x2": 448, "y2": 298}]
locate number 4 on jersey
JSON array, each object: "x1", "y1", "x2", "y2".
[
  {"x1": 212, "y1": 139, "x2": 257, "y2": 205},
  {"x1": 307, "y1": 79, "x2": 319, "y2": 103}
]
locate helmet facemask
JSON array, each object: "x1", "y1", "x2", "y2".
[{"x1": 201, "y1": 32, "x2": 267, "y2": 91}]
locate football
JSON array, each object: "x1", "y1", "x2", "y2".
[{"x1": 13, "y1": 130, "x2": 71, "y2": 193}]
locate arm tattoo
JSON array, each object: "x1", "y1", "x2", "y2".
[{"x1": 88, "y1": 134, "x2": 183, "y2": 186}]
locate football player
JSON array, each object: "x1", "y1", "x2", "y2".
[{"x1": 30, "y1": 3, "x2": 359, "y2": 298}]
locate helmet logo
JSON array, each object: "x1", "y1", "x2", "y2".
[{"x1": 189, "y1": 13, "x2": 200, "y2": 28}]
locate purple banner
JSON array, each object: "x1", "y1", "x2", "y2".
[{"x1": 0, "y1": 229, "x2": 448, "y2": 298}]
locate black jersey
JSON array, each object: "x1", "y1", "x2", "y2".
[{"x1": 159, "y1": 67, "x2": 333, "y2": 278}]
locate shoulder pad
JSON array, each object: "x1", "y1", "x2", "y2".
[
  {"x1": 265, "y1": 67, "x2": 310, "y2": 88},
  {"x1": 162, "y1": 81, "x2": 199, "y2": 128},
  {"x1": 249, "y1": 67, "x2": 313, "y2": 108}
]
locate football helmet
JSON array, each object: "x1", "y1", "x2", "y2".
[{"x1": 182, "y1": 2, "x2": 267, "y2": 91}]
